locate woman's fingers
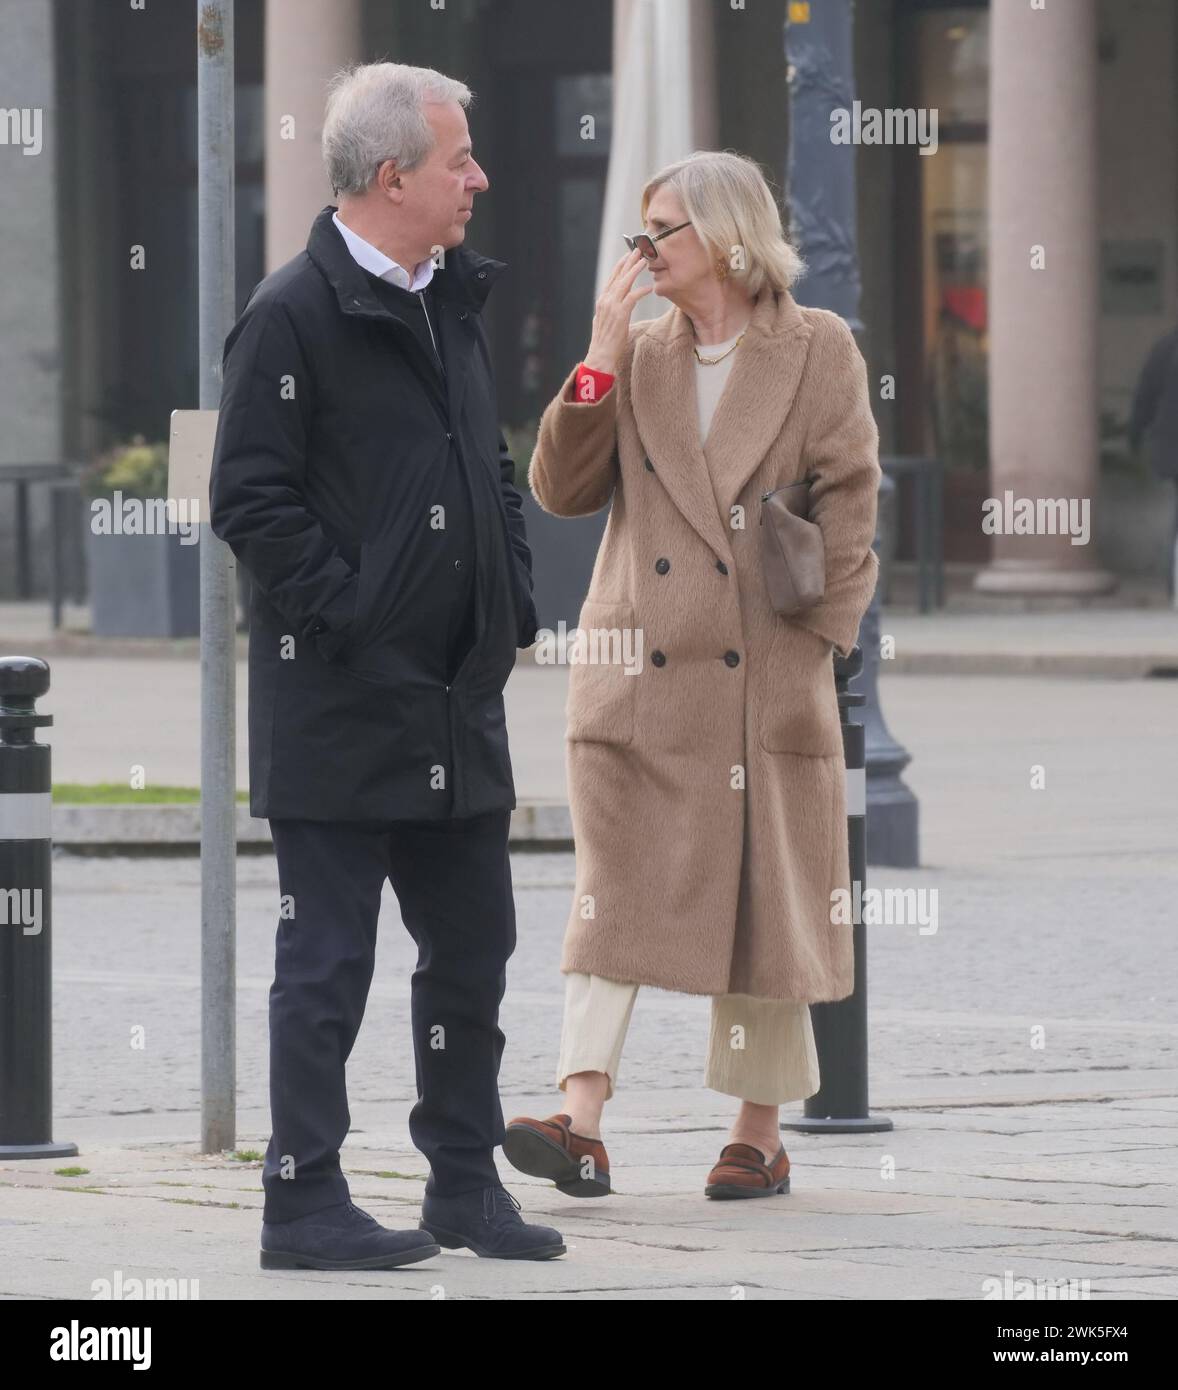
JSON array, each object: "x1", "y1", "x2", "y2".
[
  {"x1": 587, "y1": 249, "x2": 653, "y2": 364},
  {"x1": 624, "y1": 281, "x2": 655, "y2": 307},
  {"x1": 606, "y1": 247, "x2": 646, "y2": 293},
  {"x1": 621, "y1": 253, "x2": 650, "y2": 288},
  {"x1": 600, "y1": 253, "x2": 649, "y2": 314},
  {"x1": 602, "y1": 248, "x2": 639, "y2": 290}
]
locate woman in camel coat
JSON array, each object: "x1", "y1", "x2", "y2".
[{"x1": 504, "y1": 151, "x2": 880, "y2": 1200}]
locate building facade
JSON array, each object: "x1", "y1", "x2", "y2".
[{"x1": 1, "y1": 0, "x2": 1174, "y2": 598}]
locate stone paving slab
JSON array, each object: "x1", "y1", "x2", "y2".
[
  {"x1": 3, "y1": 1086, "x2": 1175, "y2": 1300},
  {"x1": 1, "y1": 654, "x2": 1173, "y2": 1300}
]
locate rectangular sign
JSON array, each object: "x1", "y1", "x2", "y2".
[{"x1": 168, "y1": 408, "x2": 220, "y2": 511}]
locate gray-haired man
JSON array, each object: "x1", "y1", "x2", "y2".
[{"x1": 210, "y1": 61, "x2": 562, "y2": 1268}]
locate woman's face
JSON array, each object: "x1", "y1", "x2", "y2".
[{"x1": 639, "y1": 188, "x2": 713, "y2": 301}]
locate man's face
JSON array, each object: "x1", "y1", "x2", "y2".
[{"x1": 400, "y1": 100, "x2": 489, "y2": 258}]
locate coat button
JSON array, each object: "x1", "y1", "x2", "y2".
[
  {"x1": 724, "y1": 650, "x2": 741, "y2": 667},
  {"x1": 655, "y1": 557, "x2": 670, "y2": 574},
  {"x1": 454, "y1": 559, "x2": 463, "y2": 570},
  {"x1": 651, "y1": 649, "x2": 666, "y2": 667},
  {"x1": 644, "y1": 457, "x2": 655, "y2": 472},
  {"x1": 716, "y1": 559, "x2": 729, "y2": 575},
  {"x1": 458, "y1": 310, "x2": 468, "y2": 320}
]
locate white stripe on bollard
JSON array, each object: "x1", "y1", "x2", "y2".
[
  {"x1": 845, "y1": 766, "x2": 866, "y2": 817},
  {"x1": 0, "y1": 792, "x2": 52, "y2": 840}
]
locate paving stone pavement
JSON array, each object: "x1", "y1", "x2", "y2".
[{"x1": 1, "y1": 669, "x2": 1175, "y2": 1299}]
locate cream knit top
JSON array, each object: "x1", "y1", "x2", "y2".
[{"x1": 693, "y1": 328, "x2": 745, "y2": 446}]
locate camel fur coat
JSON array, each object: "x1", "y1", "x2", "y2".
[{"x1": 528, "y1": 286, "x2": 880, "y2": 1001}]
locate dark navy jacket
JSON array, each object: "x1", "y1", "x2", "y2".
[{"x1": 209, "y1": 204, "x2": 539, "y2": 821}]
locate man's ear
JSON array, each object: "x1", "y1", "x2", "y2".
[{"x1": 374, "y1": 160, "x2": 402, "y2": 196}]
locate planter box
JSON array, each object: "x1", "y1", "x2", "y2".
[{"x1": 85, "y1": 527, "x2": 200, "y2": 637}]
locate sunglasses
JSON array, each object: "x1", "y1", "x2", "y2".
[{"x1": 623, "y1": 220, "x2": 692, "y2": 261}]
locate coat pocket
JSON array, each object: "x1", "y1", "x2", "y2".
[
  {"x1": 349, "y1": 541, "x2": 376, "y2": 644},
  {"x1": 335, "y1": 541, "x2": 410, "y2": 684},
  {"x1": 565, "y1": 599, "x2": 639, "y2": 747},
  {"x1": 757, "y1": 617, "x2": 842, "y2": 755},
  {"x1": 346, "y1": 537, "x2": 417, "y2": 655}
]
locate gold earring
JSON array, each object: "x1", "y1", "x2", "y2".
[{"x1": 714, "y1": 256, "x2": 729, "y2": 282}]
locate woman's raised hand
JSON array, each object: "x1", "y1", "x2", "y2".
[{"x1": 583, "y1": 248, "x2": 655, "y2": 376}]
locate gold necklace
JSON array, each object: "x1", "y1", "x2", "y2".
[{"x1": 693, "y1": 331, "x2": 746, "y2": 365}]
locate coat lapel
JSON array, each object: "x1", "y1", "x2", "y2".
[{"x1": 630, "y1": 286, "x2": 812, "y2": 560}]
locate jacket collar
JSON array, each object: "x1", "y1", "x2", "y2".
[
  {"x1": 306, "y1": 204, "x2": 507, "y2": 322},
  {"x1": 629, "y1": 286, "x2": 813, "y2": 564}
]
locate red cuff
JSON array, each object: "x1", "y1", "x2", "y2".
[{"x1": 572, "y1": 362, "x2": 615, "y2": 402}]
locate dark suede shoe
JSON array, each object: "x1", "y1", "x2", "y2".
[
  {"x1": 261, "y1": 1199, "x2": 441, "y2": 1270},
  {"x1": 419, "y1": 1184, "x2": 566, "y2": 1260}
]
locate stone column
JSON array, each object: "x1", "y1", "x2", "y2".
[
  {"x1": 264, "y1": 0, "x2": 362, "y2": 271},
  {"x1": 976, "y1": 0, "x2": 1115, "y2": 594}
]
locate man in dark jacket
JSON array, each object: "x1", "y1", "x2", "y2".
[
  {"x1": 1129, "y1": 324, "x2": 1178, "y2": 601},
  {"x1": 210, "y1": 62, "x2": 563, "y2": 1267}
]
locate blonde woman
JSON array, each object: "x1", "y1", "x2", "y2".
[{"x1": 505, "y1": 151, "x2": 880, "y2": 1199}]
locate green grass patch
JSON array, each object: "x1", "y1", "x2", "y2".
[
  {"x1": 52, "y1": 784, "x2": 249, "y2": 805},
  {"x1": 54, "y1": 1166, "x2": 90, "y2": 1177},
  {"x1": 357, "y1": 1170, "x2": 427, "y2": 1182}
]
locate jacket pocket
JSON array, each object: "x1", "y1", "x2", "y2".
[
  {"x1": 348, "y1": 541, "x2": 376, "y2": 644},
  {"x1": 335, "y1": 540, "x2": 410, "y2": 684},
  {"x1": 757, "y1": 617, "x2": 842, "y2": 755},
  {"x1": 565, "y1": 599, "x2": 638, "y2": 747},
  {"x1": 346, "y1": 537, "x2": 417, "y2": 654}
]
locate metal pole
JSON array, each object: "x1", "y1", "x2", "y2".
[
  {"x1": 197, "y1": 0, "x2": 236, "y2": 1153},
  {"x1": 785, "y1": 0, "x2": 918, "y2": 865},
  {"x1": 783, "y1": 647, "x2": 891, "y2": 1134},
  {"x1": 784, "y1": 0, "x2": 862, "y2": 330},
  {"x1": 782, "y1": 0, "x2": 895, "y2": 1131},
  {"x1": 0, "y1": 656, "x2": 76, "y2": 1159}
]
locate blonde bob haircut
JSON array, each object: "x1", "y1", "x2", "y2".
[{"x1": 640, "y1": 150, "x2": 806, "y2": 299}]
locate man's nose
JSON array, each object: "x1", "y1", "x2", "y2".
[{"x1": 469, "y1": 159, "x2": 490, "y2": 192}]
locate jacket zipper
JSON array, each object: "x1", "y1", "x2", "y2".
[{"x1": 417, "y1": 290, "x2": 445, "y2": 376}]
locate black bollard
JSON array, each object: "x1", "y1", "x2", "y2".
[
  {"x1": 0, "y1": 656, "x2": 77, "y2": 1158},
  {"x1": 782, "y1": 644, "x2": 892, "y2": 1135}
]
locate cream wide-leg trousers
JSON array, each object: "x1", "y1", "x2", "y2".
[{"x1": 556, "y1": 971, "x2": 821, "y2": 1106}]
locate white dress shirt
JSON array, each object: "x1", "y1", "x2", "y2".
[
  {"x1": 332, "y1": 210, "x2": 435, "y2": 291},
  {"x1": 332, "y1": 210, "x2": 443, "y2": 370}
]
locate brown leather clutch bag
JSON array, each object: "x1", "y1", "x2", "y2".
[{"x1": 759, "y1": 478, "x2": 825, "y2": 616}]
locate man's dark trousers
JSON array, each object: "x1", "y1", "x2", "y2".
[{"x1": 262, "y1": 807, "x2": 516, "y2": 1222}]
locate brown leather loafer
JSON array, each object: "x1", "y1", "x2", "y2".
[
  {"x1": 502, "y1": 1113, "x2": 611, "y2": 1197},
  {"x1": 704, "y1": 1141, "x2": 791, "y2": 1198}
]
